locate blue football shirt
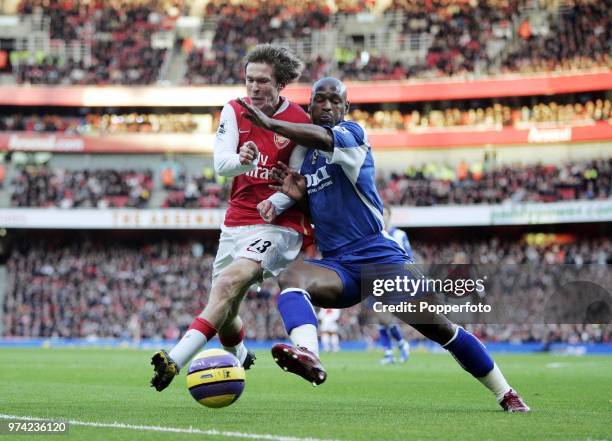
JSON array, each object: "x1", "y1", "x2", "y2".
[{"x1": 300, "y1": 120, "x2": 385, "y2": 253}]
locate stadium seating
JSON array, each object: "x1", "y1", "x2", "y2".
[
  {"x1": 7, "y1": 159, "x2": 608, "y2": 208},
  {"x1": 185, "y1": 0, "x2": 331, "y2": 85},
  {"x1": 10, "y1": 167, "x2": 153, "y2": 208},
  {"x1": 10, "y1": 0, "x2": 610, "y2": 85},
  {"x1": 3, "y1": 97, "x2": 608, "y2": 134},
  {"x1": 0, "y1": 112, "x2": 210, "y2": 134},
  {"x1": 4, "y1": 236, "x2": 610, "y2": 343},
  {"x1": 350, "y1": 99, "x2": 611, "y2": 130},
  {"x1": 16, "y1": 0, "x2": 173, "y2": 85},
  {"x1": 162, "y1": 171, "x2": 229, "y2": 208},
  {"x1": 377, "y1": 159, "x2": 611, "y2": 206}
]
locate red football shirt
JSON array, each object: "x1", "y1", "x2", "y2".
[{"x1": 216, "y1": 97, "x2": 312, "y2": 237}]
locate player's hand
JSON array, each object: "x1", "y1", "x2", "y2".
[
  {"x1": 257, "y1": 200, "x2": 277, "y2": 223},
  {"x1": 237, "y1": 97, "x2": 273, "y2": 130},
  {"x1": 239, "y1": 141, "x2": 259, "y2": 165},
  {"x1": 270, "y1": 162, "x2": 306, "y2": 201},
  {"x1": 271, "y1": 161, "x2": 290, "y2": 182}
]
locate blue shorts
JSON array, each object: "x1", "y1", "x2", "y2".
[{"x1": 306, "y1": 232, "x2": 412, "y2": 308}]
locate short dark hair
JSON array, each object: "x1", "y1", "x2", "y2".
[{"x1": 245, "y1": 44, "x2": 304, "y2": 85}]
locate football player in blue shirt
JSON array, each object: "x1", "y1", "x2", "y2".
[{"x1": 237, "y1": 78, "x2": 529, "y2": 412}]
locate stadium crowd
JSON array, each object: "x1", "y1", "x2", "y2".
[
  {"x1": 0, "y1": 113, "x2": 202, "y2": 134},
  {"x1": 350, "y1": 98, "x2": 611, "y2": 131},
  {"x1": 498, "y1": 0, "x2": 609, "y2": 74},
  {"x1": 16, "y1": 0, "x2": 175, "y2": 85},
  {"x1": 4, "y1": 236, "x2": 610, "y2": 344},
  {"x1": 378, "y1": 158, "x2": 612, "y2": 206},
  {"x1": 185, "y1": 0, "x2": 611, "y2": 83},
  {"x1": 1, "y1": 97, "x2": 609, "y2": 135},
  {"x1": 12, "y1": 0, "x2": 610, "y2": 85},
  {"x1": 4, "y1": 111, "x2": 276, "y2": 133},
  {"x1": 185, "y1": 0, "x2": 331, "y2": 85},
  {"x1": 352, "y1": 0, "x2": 611, "y2": 80},
  {"x1": 162, "y1": 170, "x2": 230, "y2": 208},
  {"x1": 7, "y1": 158, "x2": 610, "y2": 208},
  {"x1": 10, "y1": 166, "x2": 153, "y2": 208}
]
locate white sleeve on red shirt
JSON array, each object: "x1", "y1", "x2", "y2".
[
  {"x1": 214, "y1": 104, "x2": 257, "y2": 177},
  {"x1": 266, "y1": 145, "x2": 307, "y2": 214}
]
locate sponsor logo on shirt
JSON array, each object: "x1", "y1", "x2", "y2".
[
  {"x1": 305, "y1": 165, "x2": 333, "y2": 194},
  {"x1": 244, "y1": 154, "x2": 273, "y2": 180}
]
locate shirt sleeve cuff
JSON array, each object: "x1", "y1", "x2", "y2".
[{"x1": 267, "y1": 192, "x2": 296, "y2": 214}]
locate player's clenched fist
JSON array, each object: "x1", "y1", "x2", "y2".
[
  {"x1": 257, "y1": 200, "x2": 277, "y2": 223},
  {"x1": 239, "y1": 141, "x2": 259, "y2": 165}
]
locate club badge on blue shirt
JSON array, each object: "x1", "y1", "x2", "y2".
[{"x1": 312, "y1": 150, "x2": 319, "y2": 165}]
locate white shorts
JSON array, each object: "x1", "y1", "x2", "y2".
[
  {"x1": 212, "y1": 224, "x2": 303, "y2": 281},
  {"x1": 320, "y1": 322, "x2": 339, "y2": 333}
]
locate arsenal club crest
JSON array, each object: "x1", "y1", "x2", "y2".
[{"x1": 274, "y1": 133, "x2": 290, "y2": 149}]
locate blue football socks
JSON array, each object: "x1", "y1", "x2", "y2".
[
  {"x1": 277, "y1": 289, "x2": 318, "y2": 334},
  {"x1": 379, "y1": 326, "x2": 392, "y2": 351},
  {"x1": 443, "y1": 327, "x2": 494, "y2": 378}
]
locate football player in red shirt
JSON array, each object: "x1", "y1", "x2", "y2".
[{"x1": 151, "y1": 44, "x2": 311, "y2": 391}]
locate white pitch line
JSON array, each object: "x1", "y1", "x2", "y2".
[{"x1": 0, "y1": 414, "x2": 339, "y2": 441}]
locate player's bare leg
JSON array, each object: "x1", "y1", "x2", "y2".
[
  {"x1": 218, "y1": 306, "x2": 256, "y2": 369},
  {"x1": 273, "y1": 260, "x2": 344, "y2": 386},
  {"x1": 411, "y1": 317, "x2": 530, "y2": 412},
  {"x1": 151, "y1": 258, "x2": 262, "y2": 391}
]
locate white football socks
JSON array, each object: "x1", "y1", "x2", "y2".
[
  {"x1": 289, "y1": 324, "x2": 319, "y2": 356},
  {"x1": 321, "y1": 334, "x2": 331, "y2": 352},
  {"x1": 223, "y1": 341, "x2": 248, "y2": 364},
  {"x1": 169, "y1": 329, "x2": 208, "y2": 369},
  {"x1": 477, "y1": 363, "x2": 512, "y2": 402},
  {"x1": 331, "y1": 334, "x2": 340, "y2": 352}
]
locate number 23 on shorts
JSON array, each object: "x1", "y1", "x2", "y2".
[{"x1": 246, "y1": 238, "x2": 272, "y2": 253}]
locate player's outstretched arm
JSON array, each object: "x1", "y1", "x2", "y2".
[
  {"x1": 237, "y1": 98, "x2": 333, "y2": 151},
  {"x1": 270, "y1": 162, "x2": 311, "y2": 216},
  {"x1": 257, "y1": 145, "x2": 307, "y2": 222}
]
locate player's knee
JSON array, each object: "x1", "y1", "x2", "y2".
[
  {"x1": 214, "y1": 271, "x2": 248, "y2": 300},
  {"x1": 278, "y1": 267, "x2": 304, "y2": 291},
  {"x1": 413, "y1": 323, "x2": 455, "y2": 345},
  {"x1": 305, "y1": 277, "x2": 331, "y2": 297}
]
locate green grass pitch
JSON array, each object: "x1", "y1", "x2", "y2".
[{"x1": 0, "y1": 348, "x2": 610, "y2": 441}]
